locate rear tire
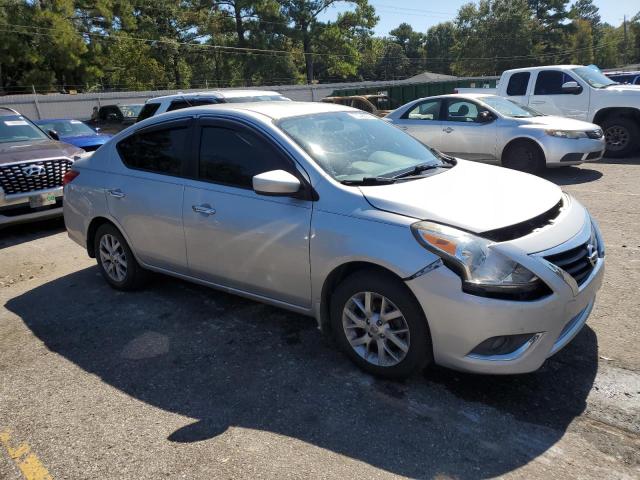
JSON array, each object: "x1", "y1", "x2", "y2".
[
  {"x1": 502, "y1": 140, "x2": 545, "y2": 174},
  {"x1": 94, "y1": 224, "x2": 147, "y2": 291},
  {"x1": 602, "y1": 116, "x2": 639, "y2": 158},
  {"x1": 330, "y1": 269, "x2": 432, "y2": 379}
]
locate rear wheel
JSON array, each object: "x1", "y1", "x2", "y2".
[
  {"x1": 602, "y1": 116, "x2": 639, "y2": 158},
  {"x1": 502, "y1": 140, "x2": 545, "y2": 174},
  {"x1": 94, "y1": 224, "x2": 147, "y2": 290},
  {"x1": 330, "y1": 270, "x2": 432, "y2": 379}
]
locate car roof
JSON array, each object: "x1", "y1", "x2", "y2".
[
  {"x1": 0, "y1": 107, "x2": 21, "y2": 117},
  {"x1": 146, "y1": 89, "x2": 284, "y2": 103},
  {"x1": 503, "y1": 65, "x2": 582, "y2": 74}
]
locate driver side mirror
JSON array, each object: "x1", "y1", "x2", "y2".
[
  {"x1": 561, "y1": 81, "x2": 583, "y2": 94},
  {"x1": 478, "y1": 110, "x2": 494, "y2": 123},
  {"x1": 253, "y1": 170, "x2": 301, "y2": 196},
  {"x1": 48, "y1": 129, "x2": 60, "y2": 141}
]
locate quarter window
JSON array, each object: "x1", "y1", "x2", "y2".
[
  {"x1": 506, "y1": 72, "x2": 530, "y2": 96},
  {"x1": 137, "y1": 103, "x2": 161, "y2": 122},
  {"x1": 198, "y1": 126, "x2": 290, "y2": 189},
  {"x1": 534, "y1": 71, "x2": 579, "y2": 95},
  {"x1": 404, "y1": 99, "x2": 441, "y2": 120},
  {"x1": 167, "y1": 98, "x2": 219, "y2": 112},
  {"x1": 117, "y1": 125, "x2": 188, "y2": 175}
]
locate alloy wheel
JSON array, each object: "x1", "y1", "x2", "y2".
[
  {"x1": 604, "y1": 125, "x2": 630, "y2": 151},
  {"x1": 342, "y1": 291, "x2": 410, "y2": 367},
  {"x1": 99, "y1": 234, "x2": 128, "y2": 282}
]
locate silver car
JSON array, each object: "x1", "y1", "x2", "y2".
[
  {"x1": 63, "y1": 102, "x2": 604, "y2": 378},
  {"x1": 385, "y1": 94, "x2": 605, "y2": 173}
]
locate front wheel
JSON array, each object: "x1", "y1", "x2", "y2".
[
  {"x1": 330, "y1": 270, "x2": 432, "y2": 379},
  {"x1": 602, "y1": 116, "x2": 639, "y2": 158},
  {"x1": 502, "y1": 140, "x2": 545, "y2": 174}
]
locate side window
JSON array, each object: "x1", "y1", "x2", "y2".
[
  {"x1": 404, "y1": 99, "x2": 441, "y2": 120},
  {"x1": 117, "y1": 125, "x2": 188, "y2": 176},
  {"x1": 137, "y1": 103, "x2": 161, "y2": 121},
  {"x1": 534, "y1": 71, "x2": 578, "y2": 95},
  {"x1": 506, "y1": 72, "x2": 530, "y2": 96},
  {"x1": 445, "y1": 100, "x2": 480, "y2": 122},
  {"x1": 167, "y1": 100, "x2": 190, "y2": 112},
  {"x1": 198, "y1": 126, "x2": 291, "y2": 189}
]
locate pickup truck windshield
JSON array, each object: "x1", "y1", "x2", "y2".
[
  {"x1": 481, "y1": 96, "x2": 543, "y2": 118},
  {"x1": 0, "y1": 116, "x2": 48, "y2": 143},
  {"x1": 277, "y1": 111, "x2": 447, "y2": 183},
  {"x1": 572, "y1": 67, "x2": 617, "y2": 88}
]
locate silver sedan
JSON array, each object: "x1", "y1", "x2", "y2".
[
  {"x1": 385, "y1": 94, "x2": 605, "y2": 173},
  {"x1": 63, "y1": 101, "x2": 604, "y2": 378}
]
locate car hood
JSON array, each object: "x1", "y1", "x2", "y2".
[
  {"x1": 0, "y1": 139, "x2": 84, "y2": 164},
  {"x1": 514, "y1": 115, "x2": 599, "y2": 130},
  {"x1": 60, "y1": 134, "x2": 111, "y2": 148},
  {"x1": 359, "y1": 160, "x2": 562, "y2": 233}
]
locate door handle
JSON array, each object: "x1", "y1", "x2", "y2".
[
  {"x1": 531, "y1": 101, "x2": 546, "y2": 105},
  {"x1": 192, "y1": 204, "x2": 216, "y2": 216},
  {"x1": 108, "y1": 189, "x2": 125, "y2": 198},
  {"x1": 399, "y1": 126, "x2": 408, "y2": 130},
  {"x1": 443, "y1": 127, "x2": 454, "y2": 133}
]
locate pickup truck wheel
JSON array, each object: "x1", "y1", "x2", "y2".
[
  {"x1": 602, "y1": 116, "x2": 639, "y2": 158},
  {"x1": 330, "y1": 270, "x2": 432, "y2": 379},
  {"x1": 94, "y1": 224, "x2": 147, "y2": 291},
  {"x1": 502, "y1": 140, "x2": 545, "y2": 175}
]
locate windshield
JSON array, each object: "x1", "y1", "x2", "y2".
[
  {"x1": 481, "y1": 96, "x2": 543, "y2": 118},
  {"x1": 0, "y1": 116, "x2": 48, "y2": 144},
  {"x1": 572, "y1": 66, "x2": 617, "y2": 88},
  {"x1": 225, "y1": 95, "x2": 290, "y2": 103},
  {"x1": 120, "y1": 104, "x2": 143, "y2": 117},
  {"x1": 277, "y1": 111, "x2": 446, "y2": 182},
  {"x1": 36, "y1": 119, "x2": 96, "y2": 137}
]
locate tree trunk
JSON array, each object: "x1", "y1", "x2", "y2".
[{"x1": 303, "y1": 30, "x2": 313, "y2": 84}]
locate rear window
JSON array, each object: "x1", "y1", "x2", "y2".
[
  {"x1": 506, "y1": 72, "x2": 530, "y2": 96},
  {"x1": 137, "y1": 103, "x2": 161, "y2": 122},
  {"x1": 167, "y1": 98, "x2": 219, "y2": 112},
  {"x1": 117, "y1": 124, "x2": 188, "y2": 176}
]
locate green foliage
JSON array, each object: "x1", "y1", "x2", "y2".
[{"x1": 0, "y1": 0, "x2": 637, "y2": 93}]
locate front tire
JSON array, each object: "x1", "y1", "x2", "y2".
[
  {"x1": 602, "y1": 116, "x2": 639, "y2": 158},
  {"x1": 94, "y1": 224, "x2": 147, "y2": 290},
  {"x1": 330, "y1": 270, "x2": 432, "y2": 379},
  {"x1": 502, "y1": 140, "x2": 545, "y2": 174}
]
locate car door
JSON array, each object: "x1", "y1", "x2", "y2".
[
  {"x1": 392, "y1": 98, "x2": 444, "y2": 149},
  {"x1": 528, "y1": 70, "x2": 589, "y2": 120},
  {"x1": 182, "y1": 118, "x2": 313, "y2": 308},
  {"x1": 106, "y1": 118, "x2": 193, "y2": 274},
  {"x1": 439, "y1": 98, "x2": 497, "y2": 162}
]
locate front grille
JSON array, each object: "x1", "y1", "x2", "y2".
[
  {"x1": 0, "y1": 159, "x2": 72, "y2": 195},
  {"x1": 586, "y1": 129, "x2": 603, "y2": 139},
  {"x1": 545, "y1": 242, "x2": 596, "y2": 286}
]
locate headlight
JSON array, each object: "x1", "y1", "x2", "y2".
[
  {"x1": 411, "y1": 221, "x2": 550, "y2": 300},
  {"x1": 545, "y1": 129, "x2": 588, "y2": 139}
]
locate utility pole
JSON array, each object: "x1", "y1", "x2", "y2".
[{"x1": 623, "y1": 15, "x2": 628, "y2": 67}]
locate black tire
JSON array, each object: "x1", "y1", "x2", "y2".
[
  {"x1": 94, "y1": 223, "x2": 147, "y2": 290},
  {"x1": 502, "y1": 140, "x2": 545, "y2": 175},
  {"x1": 330, "y1": 269, "x2": 432, "y2": 379},
  {"x1": 602, "y1": 116, "x2": 640, "y2": 158}
]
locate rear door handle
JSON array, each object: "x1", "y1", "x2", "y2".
[
  {"x1": 108, "y1": 189, "x2": 125, "y2": 198},
  {"x1": 399, "y1": 126, "x2": 408, "y2": 130},
  {"x1": 443, "y1": 127, "x2": 454, "y2": 133},
  {"x1": 192, "y1": 204, "x2": 216, "y2": 216},
  {"x1": 531, "y1": 101, "x2": 545, "y2": 105}
]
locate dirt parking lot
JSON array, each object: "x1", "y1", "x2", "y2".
[{"x1": 0, "y1": 157, "x2": 639, "y2": 480}]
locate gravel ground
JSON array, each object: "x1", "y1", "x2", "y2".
[{"x1": 0, "y1": 157, "x2": 639, "y2": 480}]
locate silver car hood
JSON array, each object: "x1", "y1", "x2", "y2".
[{"x1": 359, "y1": 160, "x2": 562, "y2": 233}]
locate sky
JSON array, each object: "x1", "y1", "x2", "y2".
[{"x1": 320, "y1": 0, "x2": 640, "y2": 36}]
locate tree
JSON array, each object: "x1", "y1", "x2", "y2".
[
  {"x1": 375, "y1": 41, "x2": 409, "y2": 80},
  {"x1": 569, "y1": 19, "x2": 594, "y2": 64},
  {"x1": 570, "y1": 0, "x2": 600, "y2": 30},
  {"x1": 425, "y1": 22, "x2": 455, "y2": 74},
  {"x1": 528, "y1": 0, "x2": 570, "y2": 62},
  {"x1": 389, "y1": 23, "x2": 425, "y2": 75}
]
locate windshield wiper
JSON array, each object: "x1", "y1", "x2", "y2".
[
  {"x1": 341, "y1": 177, "x2": 397, "y2": 186},
  {"x1": 392, "y1": 162, "x2": 452, "y2": 179}
]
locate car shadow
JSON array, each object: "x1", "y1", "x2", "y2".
[
  {"x1": 5, "y1": 268, "x2": 599, "y2": 479},
  {"x1": 541, "y1": 166, "x2": 603, "y2": 185},
  {"x1": 0, "y1": 217, "x2": 65, "y2": 249},
  {"x1": 594, "y1": 155, "x2": 640, "y2": 165}
]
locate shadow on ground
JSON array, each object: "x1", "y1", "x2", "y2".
[
  {"x1": 542, "y1": 166, "x2": 603, "y2": 185},
  {"x1": 6, "y1": 268, "x2": 599, "y2": 479},
  {"x1": 594, "y1": 154, "x2": 640, "y2": 165},
  {"x1": 0, "y1": 218, "x2": 65, "y2": 249}
]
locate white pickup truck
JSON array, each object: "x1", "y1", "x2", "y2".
[{"x1": 456, "y1": 65, "x2": 640, "y2": 157}]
